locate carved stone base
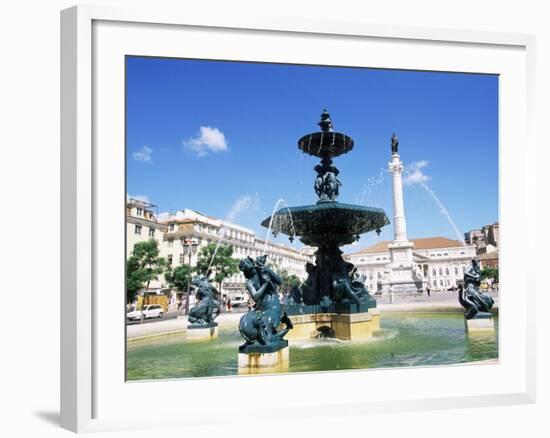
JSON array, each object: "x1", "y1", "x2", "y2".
[
  {"x1": 283, "y1": 309, "x2": 380, "y2": 342},
  {"x1": 238, "y1": 344, "x2": 289, "y2": 375},
  {"x1": 465, "y1": 312, "x2": 495, "y2": 334},
  {"x1": 186, "y1": 324, "x2": 218, "y2": 341}
]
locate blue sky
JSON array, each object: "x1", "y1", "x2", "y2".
[{"x1": 126, "y1": 56, "x2": 498, "y2": 251}]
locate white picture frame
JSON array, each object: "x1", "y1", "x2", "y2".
[{"x1": 61, "y1": 5, "x2": 536, "y2": 433}]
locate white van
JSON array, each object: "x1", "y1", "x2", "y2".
[
  {"x1": 230, "y1": 293, "x2": 248, "y2": 307},
  {"x1": 127, "y1": 304, "x2": 164, "y2": 321}
]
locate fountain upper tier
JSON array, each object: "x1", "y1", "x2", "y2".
[
  {"x1": 260, "y1": 201, "x2": 389, "y2": 247},
  {"x1": 297, "y1": 109, "x2": 354, "y2": 159},
  {"x1": 262, "y1": 109, "x2": 389, "y2": 249},
  {"x1": 298, "y1": 131, "x2": 354, "y2": 159}
]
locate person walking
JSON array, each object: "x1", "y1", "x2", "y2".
[{"x1": 426, "y1": 284, "x2": 431, "y2": 297}]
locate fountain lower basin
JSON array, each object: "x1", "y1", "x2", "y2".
[{"x1": 126, "y1": 313, "x2": 499, "y2": 380}]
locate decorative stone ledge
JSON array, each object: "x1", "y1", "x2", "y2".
[
  {"x1": 186, "y1": 324, "x2": 218, "y2": 341},
  {"x1": 283, "y1": 309, "x2": 380, "y2": 342},
  {"x1": 238, "y1": 341, "x2": 289, "y2": 374},
  {"x1": 465, "y1": 312, "x2": 495, "y2": 335}
]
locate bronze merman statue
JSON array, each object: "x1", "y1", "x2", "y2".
[
  {"x1": 458, "y1": 259, "x2": 494, "y2": 319},
  {"x1": 238, "y1": 256, "x2": 293, "y2": 352},
  {"x1": 314, "y1": 160, "x2": 342, "y2": 202},
  {"x1": 187, "y1": 276, "x2": 221, "y2": 326}
]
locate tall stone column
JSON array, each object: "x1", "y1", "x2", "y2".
[
  {"x1": 389, "y1": 153, "x2": 408, "y2": 242},
  {"x1": 386, "y1": 134, "x2": 422, "y2": 293}
]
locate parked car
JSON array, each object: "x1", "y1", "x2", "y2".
[
  {"x1": 230, "y1": 294, "x2": 247, "y2": 307},
  {"x1": 127, "y1": 304, "x2": 164, "y2": 321}
]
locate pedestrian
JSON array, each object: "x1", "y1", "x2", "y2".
[
  {"x1": 426, "y1": 285, "x2": 431, "y2": 297},
  {"x1": 389, "y1": 285, "x2": 394, "y2": 304},
  {"x1": 227, "y1": 299, "x2": 232, "y2": 313}
]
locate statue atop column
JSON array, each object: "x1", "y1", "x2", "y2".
[{"x1": 391, "y1": 133, "x2": 399, "y2": 155}]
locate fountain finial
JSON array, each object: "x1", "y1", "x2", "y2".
[{"x1": 318, "y1": 109, "x2": 334, "y2": 132}]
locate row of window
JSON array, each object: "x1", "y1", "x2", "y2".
[
  {"x1": 432, "y1": 279, "x2": 453, "y2": 287},
  {"x1": 356, "y1": 250, "x2": 468, "y2": 264},
  {"x1": 134, "y1": 224, "x2": 155, "y2": 237},
  {"x1": 166, "y1": 254, "x2": 187, "y2": 266},
  {"x1": 429, "y1": 265, "x2": 468, "y2": 277},
  {"x1": 429, "y1": 251, "x2": 466, "y2": 257},
  {"x1": 432, "y1": 267, "x2": 455, "y2": 276}
]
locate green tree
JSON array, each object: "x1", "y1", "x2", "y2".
[
  {"x1": 481, "y1": 266, "x2": 499, "y2": 283},
  {"x1": 130, "y1": 240, "x2": 167, "y2": 320},
  {"x1": 195, "y1": 243, "x2": 239, "y2": 295},
  {"x1": 126, "y1": 255, "x2": 145, "y2": 304},
  {"x1": 164, "y1": 264, "x2": 193, "y2": 293},
  {"x1": 277, "y1": 268, "x2": 301, "y2": 294}
]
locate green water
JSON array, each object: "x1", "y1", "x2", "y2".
[{"x1": 126, "y1": 314, "x2": 498, "y2": 381}]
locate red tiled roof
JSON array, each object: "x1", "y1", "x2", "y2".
[{"x1": 347, "y1": 236, "x2": 466, "y2": 255}]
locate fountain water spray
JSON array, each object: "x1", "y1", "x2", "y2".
[
  {"x1": 206, "y1": 194, "x2": 260, "y2": 274},
  {"x1": 402, "y1": 161, "x2": 466, "y2": 246},
  {"x1": 356, "y1": 167, "x2": 388, "y2": 205},
  {"x1": 263, "y1": 198, "x2": 296, "y2": 253},
  {"x1": 420, "y1": 182, "x2": 466, "y2": 246}
]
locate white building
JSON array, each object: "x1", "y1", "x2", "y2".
[
  {"x1": 126, "y1": 198, "x2": 167, "y2": 291},
  {"x1": 345, "y1": 237, "x2": 476, "y2": 293},
  {"x1": 126, "y1": 206, "x2": 314, "y2": 297},
  {"x1": 126, "y1": 198, "x2": 166, "y2": 253}
]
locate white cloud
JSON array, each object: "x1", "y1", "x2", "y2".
[
  {"x1": 132, "y1": 145, "x2": 152, "y2": 162},
  {"x1": 156, "y1": 211, "x2": 170, "y2": 222},
  {"x1": 403, "y1": 160, "x2": 431, "y2": 186},
  {"x1": 127, "y1": 194, "x2": 150, "y2": 203},
  {"x1": 183, "y1": 126, "x2": 228, "y2": 157}
]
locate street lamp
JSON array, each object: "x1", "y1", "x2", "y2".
[{"x1": 181, "y1": 237, "x2": 199, "y2": 314}]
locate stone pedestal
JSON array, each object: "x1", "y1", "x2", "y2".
[
  {"x1": 332, "y1": 311, "x2": 380, "y2": 341},
  {"x1": 238, "y1": 341, "x2": 289, "y2": 375},
  {"x1": 283, "y1": 309, "x2": 380, "y2": 342},
  {"x1": 465, "y1": 312, "x2": 495, "y2": 334},
  {"x1": 186, "y1": 323, "x2": 218, "y2": 341}
]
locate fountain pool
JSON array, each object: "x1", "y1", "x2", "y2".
[{"x1": 126, "y1": 313, "x2": 498, "y2": 381}]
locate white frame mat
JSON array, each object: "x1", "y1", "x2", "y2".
[{"x1": 61, "y1": 5, "x2": 536, "y2": 433}]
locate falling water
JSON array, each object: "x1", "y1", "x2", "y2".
[
  {"x1": 263, "y1": 199, "x2": 297, "y2": 253},
  {"x1": 420, "y1": 183, "x2": 466, "y2": 246},
  {"x1": 206, "y1": 194, "x2": 260, "y2": 274},
  {"x1": 356, "y1": 167, "x2": 387, "y2": 205}
]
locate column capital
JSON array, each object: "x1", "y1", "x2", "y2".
[{"x1": 388, "y1": 155, "x2": 404, "y2": 174}]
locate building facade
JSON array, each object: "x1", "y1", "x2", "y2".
[
  {"x1": 126, "y1": 203, "x2": 314, "y2": 297},
  {"x1": 126, "y1": 198, "x2": 166, "y2": 253},
  {"x1": 126, "y1": 198, "x2": 167, "y2": 290},
  {"x1": 465, "y1": 222, "x2": 499, "y2": 248},
  {"x1": 345, "y1": 237, "x2": 477, "y2": 293},
  {"x1": 465, "y1": 222, "x2": 499, "y2": 270}
]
